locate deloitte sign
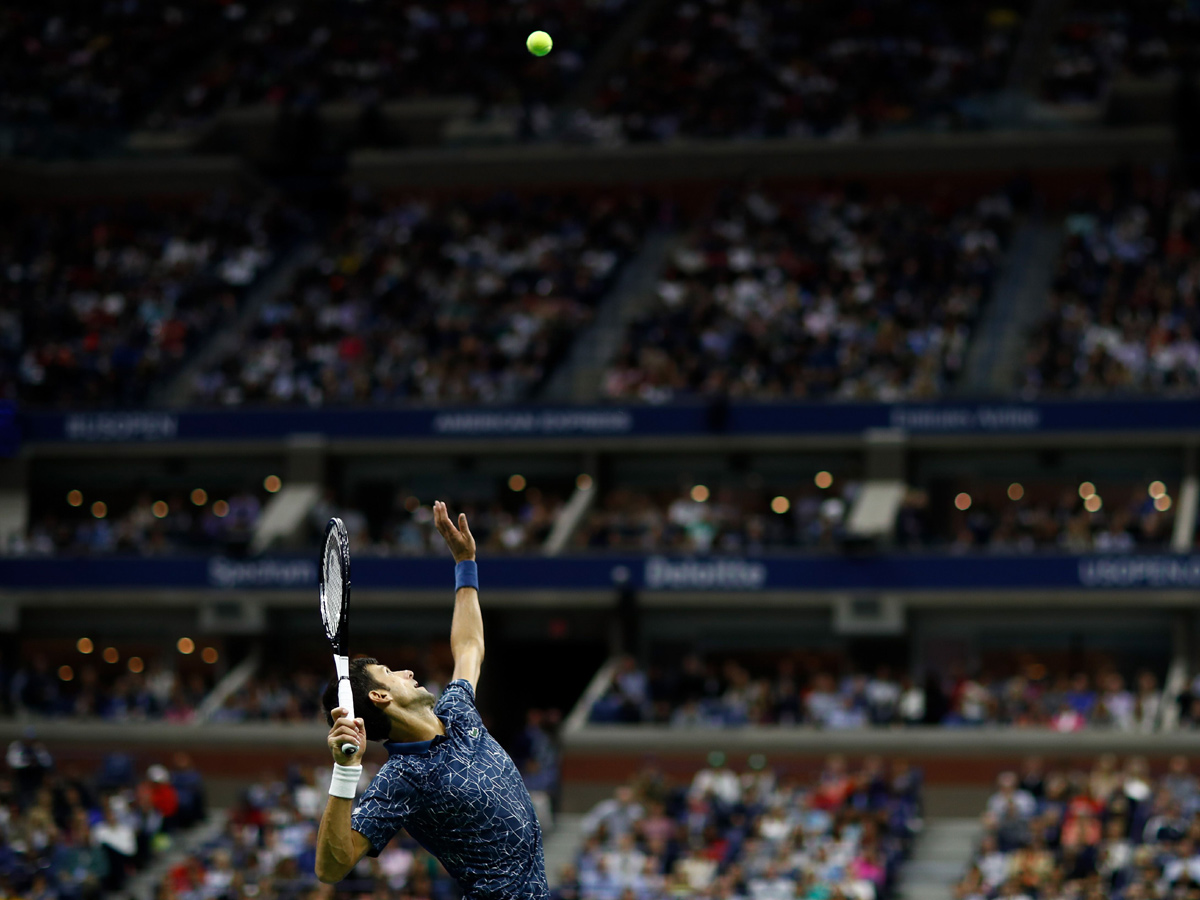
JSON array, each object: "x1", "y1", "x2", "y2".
[{"x1": 644, "y1": 557, "x2": 768, "y2": 590}]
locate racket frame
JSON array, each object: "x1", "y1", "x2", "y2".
[{"x1": 320, "y1": 518, "x2": 358, "y2": 759}]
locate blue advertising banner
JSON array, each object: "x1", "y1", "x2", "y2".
[
  {"x1": 17, "y1": 399, "x2": 1200, "y2": 446},
  {"x1": 3, "y1": 554, "x2": 1199, "y2": 592},
  {"x1": 0, "y1": 402, "x2": 17, "y2": 457}
]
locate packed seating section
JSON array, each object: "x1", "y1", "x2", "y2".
[
  {"x1": 575, "y1": 0, "x2": 1026, "y2": 144},
  {"x1": 1020, "y1": 178, "x2": 1200, "y2": 397},
  {"x1": 6, "y1": 0, "x2": 1199, "y2": 157},
  {"x1": 602, "y1": 185, "x2": 1014, "y2": 403},
  {"x1": 957, "y1": 755, "x2": 1200, "y2": 900},
  {"x1": 157, "y1": 0, "x2": 632, "y2": 133},
  {"x1": 6, "y1": 649, "x2": 217, "y2": 723},
  {"x1": 560, "y1": 757, "x2": 920, "y2": 900},
  {"x1": 1041, "y1": 0, "x2": 1199, "y2": 104},
  {"x1": 1, "y1": 738, "x2": 206, "y2": 898},
  {"x1": 0, "y1": 0, "x2": 237, "y2": 157},
  {"x1": 590, "y1": 653, "x2": 1190, "y2": 731},
  {"x1": 189, "y1": 192, "x2": 650, "y2": 407},
  {"x1": 0, "y1": 195, "x2": 300, "y2": 409},
  {"x1": 10, "y1": 468, "x2": 1187, "y2": 558},
  {"x1": 9, "y1": 480, "x2": 568, "y2": 558}
]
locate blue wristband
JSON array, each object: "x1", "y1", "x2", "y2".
[{"x1": 455, "y1": 560, "x2": 479, "y2": 591}]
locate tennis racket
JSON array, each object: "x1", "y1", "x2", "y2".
[{"x1": 319, "y1": 517, "x2": 357, "y2": 758}]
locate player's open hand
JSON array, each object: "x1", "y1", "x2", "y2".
[
  {"x1": 433, "y1": 501, "x2": 476, "y2": 563},
  {"x1": 327, "y1": 707, "x2": 365, "y2": 765}
]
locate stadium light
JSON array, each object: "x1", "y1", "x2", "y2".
[
  {"x1": 691, "y1": 485, "x2": 710, "y2": 502},
  {"x1": 77, "y1": 637, "x2": 93, "y2": 654},
  {"x1": 814, "y1": 471, "x2": 833, "y2": 489},
  {"x1": 1149, "y1": 481, "x2": 1167, "y2": 499},
  {"x1": 191, "y1": 488, "x2": 208, "y2": 505},
  {"x1": 955, "y1": 493, "x2": 972, "y2": 510},
  {"x1": 67, "y1": 490, "x2": 83, "y2": 507},
  {"x1": 771, "y1": 496, "x2": 790, "y2": 514},
  {"x1": 1078, "y1": 482, "x2": 1096, "y2": 499},
  {"x1": 177, "y1": 637, "x2": 195, "y2": 654},
  {"x1": 576, "y1": 474, "x2": 593, "y2": 491},
  {"x1": 508, "y1": 474, "x2": 527, "y2": 491},
  {"x1": 264, "y1": 475, "x2": 282, "y2": 492},
  {"x1": 1007, "y1": 483, "x2": 1024, "y2": 501}
]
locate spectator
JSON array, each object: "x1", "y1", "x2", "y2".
[
  {"x1": 1021, "y1": 178, "x2": 1200, "y2": 397},
  {"x1": 590, "y1": 651, "x2": 1173, "y2": 731},
  {"x1": 959, "y1": 755, "x2": 1200, "y2": 899},
  {"x1": 191, "y1": 192, "x2": 649, "y2": 408},
  {"x1": 158, "y1": 0, "x2": 632, "y2": 134},
  {"x1": 604, "y1": 186, "x2": 1013, "y2": 404},
  {"x1": 575, "y1": 0, "x2": 1026, "y2": 143},
  {"x1": 3, "y1": 196, "x2": 296, "y2": 409}
]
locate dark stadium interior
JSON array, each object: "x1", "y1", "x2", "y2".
[{"x1": 4, "y1": 1, "x2": 1200, "y2": 899}]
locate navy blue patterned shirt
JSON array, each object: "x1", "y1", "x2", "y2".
[{"x1": 351, "y1": 680, "x2": 549, "y2": 900}]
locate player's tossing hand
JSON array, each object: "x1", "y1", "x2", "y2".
[
  {"x1": 327, "y1": 707, "x2": 365, "y2": 766},
  {"x1": 433, "y1": 501, "x2": 476, "y2": 563}
]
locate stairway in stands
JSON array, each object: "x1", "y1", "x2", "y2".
[
  {"x1": 895, "y1": 817, "x2": 982, "y2": 900},
  {"x1": 541, "y1": 813, "x2": 586, "y2": 887},
  {"x1": 960, "y1": 219, "x2": 1064, "y2": 396}
]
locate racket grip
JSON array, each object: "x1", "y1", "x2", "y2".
[{"x1": 335, "y1": 657, "x2": 358, "y2": 758}]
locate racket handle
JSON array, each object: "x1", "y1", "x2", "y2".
[{"x1": 335, "y1": 656, "x2": 358, "y2": 758}]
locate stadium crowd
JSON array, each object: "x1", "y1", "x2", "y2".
[
  {"x1": 0, "y1": 0, "x2": 237, "y2": 158},
  {"x1": 933, "y1": 482, "x2": 1178, "y2": 554},
  {"x1": 5, "y1": 653, "x2": 215, "y2": 723},
  {"x1": 7, "y1": 480, "x2": 565, "y2": 558},
  {"x1": 2, "y1": 736, "x2": 205, "y2": 898},
  {"x1": 156, "y1": 0, "x2": 631, "y2": 134},
  {"x1": 310, "y1": 485, "x2": 567, "y2": 557},
  {"x1": 560, "y1": 755, "x2": 920, "y2": 900},
  {"x1": 11, "y1": 487, "x2": 268, "y2": 558},
  {"x1": 572, "y1": 0, "x2": 1025, "y2": 144},
  {"x1": 601, "y1": 185, "x2": 1014, "y2": 403},
  {"x1": 1020, "y1": 179, "x2": 1200, "y2": 396},
  {"x1": 572, "y1": 477, "x2": 1177, "y2": 556},
  {"x1": 573, "y1": 480, "x2": 858, "y2": 554},
  {"x1": 1041, "y1": 0, "x2": 1199, "y2": 104},
  {"x1": 589, "y1": 654, "x2": 1175, "y2": 731},
  {"x1": 1, "y1": 195, "x2": 299, "y2": 409},
  {"x1": 190, "y1": 191, "x2": 650, "y2": 407},
  {"x1": 956, "y1": 755, "x2": 1200, "y2": 900}
]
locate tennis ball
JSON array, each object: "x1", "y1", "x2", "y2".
[{"x1": 527, "y1": 31, "x2": 553, "y2": 57}]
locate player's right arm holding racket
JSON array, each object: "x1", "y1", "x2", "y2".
[{"x1": 315, "y1": 710, "x2": 372, "y2": 883}]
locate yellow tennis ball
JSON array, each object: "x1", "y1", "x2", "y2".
[{"x1": 527, "y1": 31, "x2": 553, "y2": 57}]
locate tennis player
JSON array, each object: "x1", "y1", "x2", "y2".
[{"x1": 315, "y1": 501, "x2": 549, "y2": 900}]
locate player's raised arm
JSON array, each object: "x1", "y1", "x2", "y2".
[{"x1": 434, "y1": 501, "x2": 484, "y2": 690}]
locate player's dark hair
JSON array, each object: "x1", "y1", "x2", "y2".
[{"x1": 322, "y1": 657, "x2": 392, "y2": 742}]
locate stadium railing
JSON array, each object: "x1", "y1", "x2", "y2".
[{"x1": 0, "y1": 126, "x2": 1172, "y2": 197}]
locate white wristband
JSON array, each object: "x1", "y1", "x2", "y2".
[{"x1": 329, "y1": 763, "x2": 363, "y2": 799}]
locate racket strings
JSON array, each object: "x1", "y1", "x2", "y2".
[{"x1": 322, "y1": 540, "x2": 344, "y2": 632}]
